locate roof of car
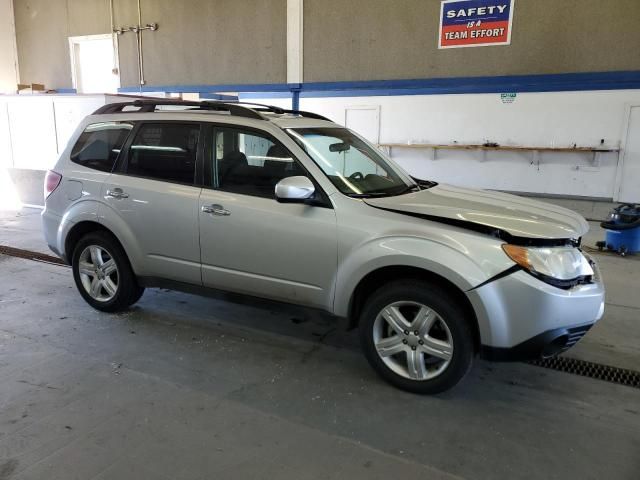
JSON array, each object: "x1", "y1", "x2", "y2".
[
  {"x1": 90, "y1": 99, "x2": 339, "y2": 130},
  {"x1": 262, "y1": 113, "x2": 337, "y2": 129}
]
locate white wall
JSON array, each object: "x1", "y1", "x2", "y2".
[
  {"x1": 3, "y1": 90, "x2": 639, "y2": 202},
  {"x1": 245, "y1": 89, "x2": 640, "y2": 201},
  {"x1": 0, "y1": 0, "x2": 19, "y2": 93},
  {"x1": 0, "y1": 94, "x2": 118, "y2": 170}
]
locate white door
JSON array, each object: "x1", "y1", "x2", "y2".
[
  {"x1": 69, "y1": 35, "x2": 119, "y2": 94},
  {"x1": 618, "y1": 107, "x2": 640, "y2": 203},
  {"x1": 345, "y1": 106, "x2": 380, "y2": 144}
]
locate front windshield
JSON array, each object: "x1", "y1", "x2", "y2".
[{"x1": 287, "y1": 127, "x2": 416, "y2": 197}]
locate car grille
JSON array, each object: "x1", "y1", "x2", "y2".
[{"x1": 562, "y1": 324, "x2": 593, "y2": 351}]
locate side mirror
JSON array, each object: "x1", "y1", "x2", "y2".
[{"x1": 275, "y1": 176, "x2": 315, "y2": 202}]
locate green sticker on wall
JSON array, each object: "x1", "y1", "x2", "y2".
[{"x1": 501, "y1": 93, "x2": 517, "y2": 104}]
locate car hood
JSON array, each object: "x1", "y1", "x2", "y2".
[{"x1": 364, "y1": 184, "x2": 589, "y2": 240}]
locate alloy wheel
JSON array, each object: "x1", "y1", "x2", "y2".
[
  {"x1": 373, "y1": 301, "x2": 453, "y2": 381},
  {"x1": 78, "y1": 245, "x2": 119, "y2": 302}
]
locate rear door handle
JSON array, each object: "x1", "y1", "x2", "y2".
[
  {"x1": 106, "y1": 188, "x2": 129, "y2": 199},
  {"x1": 201, "y1": 204, "x2": 230, "y2": 216}
]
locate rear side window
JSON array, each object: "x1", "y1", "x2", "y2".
[
  {"x1": 126, "y1": 123, "x2": 200, "y2": 184},
  {"x1": 70, "y1": 122, "x2": 133, "y2": 172}
]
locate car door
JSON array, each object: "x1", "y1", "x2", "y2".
[
  {"x1": 101, "y1": 121, "x2": 203, "y2": 285},
  {"x1": 198, "y1": 124, "x2": 338, "y2": 309}
]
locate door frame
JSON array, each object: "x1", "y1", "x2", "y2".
[
  {"x1": 68, "y1": 34, "x2": 120, "y2": 93},
  {"x1": 614, "y1": 104, "x2": 640, "y2": 202}
]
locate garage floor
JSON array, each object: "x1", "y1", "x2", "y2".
[{"x1": 1, "y1": 208, "x2": 639, "y2": 480}]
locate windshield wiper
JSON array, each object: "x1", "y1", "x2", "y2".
[
  {"x1": 389, "y1": 185, "x2": 421, "y2": 196},
  {"x1": 347, "y1": 185, "x2": 420, "y2": 198},
  {"x1": 346, "y1": 192, "x2": 393, "y2": 198},
  {"x1": 410, "y1": 177, "x2": 438, "y2": 189}
]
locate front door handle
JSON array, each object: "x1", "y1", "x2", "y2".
[
  {"x1": 106, "y1": 188, "x2": 129, "y2": 199},
  {"x1": 201, "y1": 204, "x2": 230, "y2": 216}
]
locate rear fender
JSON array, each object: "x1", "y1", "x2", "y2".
[
  {"x1": 56, "y1": 200, "x2": 102, "y2": 260},
  {"x1": 95, "y1": 202, "x2": 146, "y2": 275}
]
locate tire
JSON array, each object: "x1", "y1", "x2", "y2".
[
  {"x1": 359, "y1": 280, "x2": 474, "y2": 394},
  {"x1": 71, "y1": 231, "x2": 144, "y2": 312}
]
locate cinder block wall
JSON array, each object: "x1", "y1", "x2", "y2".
[
  {"x1": 13, "y1": 0, "x2": 287, "y2": 89},
  {"x1": 303, "y1": 0, "x2": 640, "y2": 82},
  {"x1": 12, "y1": 0, "x2": 640, "y2": 90},
  {"x1": 0, "y1": 0, "x2": 18, "y2": 92}
]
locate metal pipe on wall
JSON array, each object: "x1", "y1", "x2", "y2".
[
  {"x1": 109, "y1": 0, "x2": 120, "y2": 78},
  {"x1": 112, "y1": 0, "x2": 156, "y2": 88},
  {"x1": 137, "y1": 0, "x2": 145, "y2": 85}
]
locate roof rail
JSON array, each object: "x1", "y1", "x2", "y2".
[
  {"x1": 91, "y1": 99, "x2": 333, "y2": 122},
  {"x1": 228, "y1": 101, "x2": 332, "y2": 122},
  {"x1": 286, "y1": 109, "x2": 332, "y2": 122},
  {"x1": 92, "y1": 99, "x2": 264, "y2": 120}
]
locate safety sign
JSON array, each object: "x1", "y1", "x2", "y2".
[{"x1": 439, "y1": 0, "x2": 515, "y2": 49}]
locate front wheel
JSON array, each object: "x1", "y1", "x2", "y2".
[{"x1": 359, "y1": 280, "x2": 474, "y2": 394}]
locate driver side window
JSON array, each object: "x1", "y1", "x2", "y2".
[{"x1": 211, "y1": 127, "x2": 306, "y2": 199}]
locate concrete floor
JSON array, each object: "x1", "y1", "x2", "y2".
[{"x1": 1, "y1": 208, "x2": 639, "y2": 480}]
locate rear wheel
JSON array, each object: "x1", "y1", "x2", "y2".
[
  {"x1": 72, "y1": 232, "x2": 144, "y2": 312},
  {"x1": 359, "y1": 280, "x2": 474, "y2": 394}
]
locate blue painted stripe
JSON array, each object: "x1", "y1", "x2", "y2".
[
  {"x1": 118, "y1": 71, "x2": 640, "y2": 98},
  {"x1": 299, "y1": 71, "x2": 640, "y2": 93},
  {"x1": 240, "y1": 92, "x2": 292, "y2": 100},
  {"x1": 118, "y1": 82, "x2": 293, "y2": 94}
]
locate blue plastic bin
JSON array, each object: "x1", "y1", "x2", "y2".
[
  {"x1": 600, "y1": 204, "x2": 640, "y2": 255},
  {"x1": 605, "y1": 228, "x2": 640, "y2": 254}
]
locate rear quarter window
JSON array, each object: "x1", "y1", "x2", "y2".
[{"x1": 70, "y1": 122, "x2": 134, "y2": 172}]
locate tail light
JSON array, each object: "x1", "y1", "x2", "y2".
[{"x1": 44, "y1": 170, "x2": 62, "y2": 199}]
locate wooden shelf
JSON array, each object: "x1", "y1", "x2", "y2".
[{"x1": 378, "y1": 143, "x2": 619, "y2": 153}]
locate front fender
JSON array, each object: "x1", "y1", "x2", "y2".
[{"x1": 333, "y1": 235, "x2": 511, "y2": 318}]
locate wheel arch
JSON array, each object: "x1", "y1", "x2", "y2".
[
  {"x1": 346, "y1": 265, "x2": 481, "y2": 352},
  {"x1": 65, "y1": 221, "x2": 127, "y2": 266},
  {"x1": 66, "y1": 220, "x2": 145, "y2": 312}
]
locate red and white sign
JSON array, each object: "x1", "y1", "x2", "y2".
[{"x1": 439, "y1": 0, "x2": 515, "y2": 49}]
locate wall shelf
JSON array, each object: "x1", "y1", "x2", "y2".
[{"x1": 378, "y1": 143, "x2": 619, "y2": 166}]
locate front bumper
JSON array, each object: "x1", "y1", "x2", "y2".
[
  {"x1": 467, "y1": 264, "x2": 605, "y2": 359},
  {"x1": 480, "y1": 323, "x2": 593, "y2": 361}
]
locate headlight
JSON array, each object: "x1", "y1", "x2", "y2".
[{"x1": 502, "y1": 244, "x2": 594, "y2": 285}]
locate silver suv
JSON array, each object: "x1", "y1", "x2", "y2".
[{"x1": 42, "y1": 99, "x2": 605, "y2": 393}]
